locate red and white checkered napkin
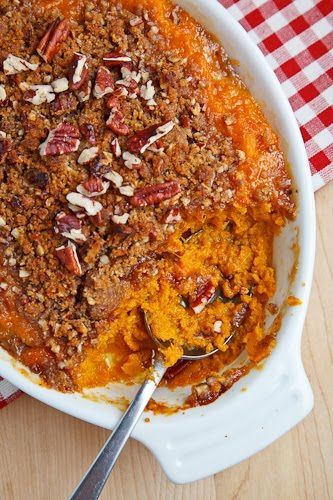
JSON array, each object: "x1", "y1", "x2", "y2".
[
  {"x1": 0, "y1": 0, "x2": 332, "y2": 409},
  {"x1": 221, "y1": 0, "x2": 333, "y2": 191}
]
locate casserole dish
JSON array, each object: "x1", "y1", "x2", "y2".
[{"x1": 0, "y1": 0, "x2": 316, "y2": 483}]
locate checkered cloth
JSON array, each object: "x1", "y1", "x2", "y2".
[{"x1": 0, "y1": 0, "x2": 332, "y2": 409}]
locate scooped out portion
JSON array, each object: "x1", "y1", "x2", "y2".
[{"x1": 71, "y1": 204, "x2": 278, "y2": 390}]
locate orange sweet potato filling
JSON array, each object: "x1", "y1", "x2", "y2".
[{"x1": 0, "y1": 0, "x2": 295, "y2": 400}]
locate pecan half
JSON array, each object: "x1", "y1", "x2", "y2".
[
  {"x1": 130, "y1": 180, "x2": 181, "y2": 207},
  {"x1": 93, "y1": 66, "x2": 114, "y2": 99},
  {"x1": 106, "y1": 108, "x2": 129, "y2": 136},
  {"x1": 56, "y1": 241, "x2": 82, "y2": 276},
  {"x1": 77, "y1": 177, "x2": 109, "y2": 197},
  {"x1": 127, "y1": 121, "x2": 174, "y2": 154},
  {"x1": 68, "y1": 53, "x2": 89, "y2": 90},
  {"x1": 37, "y1": 17, "x2": 70, "y2": 63},
  {"x1": 190, "y1": 280, "x2": 216, "y2": 314},
  {"x1": 103, "y1": 51, "x2": 132, "y2": 67},
  {"x1": 39, "y1": 122, "x2": 80, "y2": 156},
  {"x1": 80, "y1": 123, "x2": 96, "y2": 145},
  {"x1": 55, "y1": 212, "x2": 86, "y2": 243}
]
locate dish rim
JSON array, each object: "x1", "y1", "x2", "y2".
[{"x1": 0, "y1": 0, "x2": 316, "y2": 484}]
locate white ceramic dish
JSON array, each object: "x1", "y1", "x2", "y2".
[{"x1": 0, "y1": 0, "x2": 316, "y2": 484}]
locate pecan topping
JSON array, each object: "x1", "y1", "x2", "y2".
[
  {"x1": 80, "y1": 123, "x2": 96, "y2": 145},
  {"x1": 103, "y1": 51, "x2": 132, "y2": 67},
  {"x1": 55, "y1": 212, "x2": 86, "y2": 243},
  {"x1": 37, "y1": 17, "x2": 70, "y2": 63},
  {"x1": 130, "y1": 180, "x2": 181, "y2": 207},
  {"x1": 3, "y1": 54, "x2": 38, "y2": 75},
  {"x1": 56, "y1": 241, "x2": 82, "y2": 276},
  {"x1": 189, "y1": 280, "x2": 216, "y2": 314},
  {"x1": 39, "y1": 123, "x2": 80, "y2": 156},
  {"x1": 77, "y1": 146, "x2": 99, "y2": 165},
  {"x1": 68, "y1": 53, "x2": 89, "y2": 90},
  {"x1": 93, "y1": 66, "x2": 114, "y2": 99},
  {"x1": 127, "y1": 121, "x2": 174, "y2": 154},
  {"x1": 77, "y1": 177, "x2": 109, "y2": 197},
  {"x1": 106, "y1": 108, "x2": 129, "y2": 136}
]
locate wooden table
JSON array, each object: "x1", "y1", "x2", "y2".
[{"x1": 1, "y1": 182, "x2": 332, "y2": 500}]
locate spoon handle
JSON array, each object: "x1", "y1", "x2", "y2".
[{"x1": 69, "y1": 356, "x2": 166, "y2": 500}]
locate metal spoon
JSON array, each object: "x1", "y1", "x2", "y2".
[{"x1": 70, "y1": 311, "x2": 218, "y2": 500}]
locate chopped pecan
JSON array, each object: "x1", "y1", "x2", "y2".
[
  {"x1": 39, "y1": 122, "x2": 80, "y2": 156},
  {"x1": 77, "y1": 146, "x2": 99, "y2": 165},
  {"x1": 111, "y1": 138, "x2": 121, "y2": 157},
  {"x1": 111, "y1": 213, "x2": 129, "y2": 225},
  {"x1": 56, "y1": 241, "x2": 82, "y2": 276},
  {"x1": 127, "y1": 121, "x2": 174, "y2": 154},
  {"x1": 3, "y1": 54, "x2": 38, "y2": 75},
  {"x1": 0, "y1": 84, "x2": 6, "y2": 104},
  {"x1": 55, "y1": 212, "x2": 86, "y2": 243},
  {"x1": 189, "y1": 280, "x2": 216, "y2": 314},
  {"x1": 23, "y1": 84, "x2": 55, "y2": 105},
  {"x1": 77, "y1": 79, "x2": 91, "y2": 102},
  {"x1": 77, "y1": 177, "x2": 109, "y2": 197},
  {"x1": 103, "y1": 51, "x2": 132, "y2": 67},
  {"x1": 106, "y1": 108, "x2": 129, "y2": 136},
  {"x1": 164, "y1": 359, "x2": 191, "y2": 381},
  {"x1": 130, "y1": 180, "x2": 181, "y2": 207},
  {"x1": 164, "y1": 207, "x2": 181, "y2": 224},
  {"x1": 89, "y1": 209, "x2": 109, "y2": 227},
  {"x1": 66, "y1": 192, "x2": 103, "y2": 216},
  {"x1": 51, "y1": 77, "x2": 69, "y2": 93},
  {"x1": 51, "y1": 92, "x2": 77, "y2": 116},
  {"x1": 26, "y1": 168, "x2": 49, "y2": 189},
  {"x1": 232, "y1": 303, "x2": 248, "y2": 329},
  {"x1": 103, "y1": 170, "x2": 123, "y2": 188},
  {"x1": 106, "y1": 87, "x2": 128, "y2": 109},
  {"x1": 80, "y1": 123, "x2": 96, "y2": 145},
  {"x1": 68, "y1": 53, "x2": 89, "y2": 90},
  {"x1": 93, "y1": 66, "x2": 114, "y2": 99},
  {"x1": 122, "y1": 151, "x2": 141, "y2": 169},
  {"x1": 37, "y1": 17, "x2": 70, "y2": 63}
]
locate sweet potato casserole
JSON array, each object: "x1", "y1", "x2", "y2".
[{"x1": 0, "y1": 0, "x2": 295, "y2": 407}]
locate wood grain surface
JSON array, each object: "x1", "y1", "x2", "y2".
[{"x1": 0, "y1": 182, "x2": 332, "y2": 500}]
